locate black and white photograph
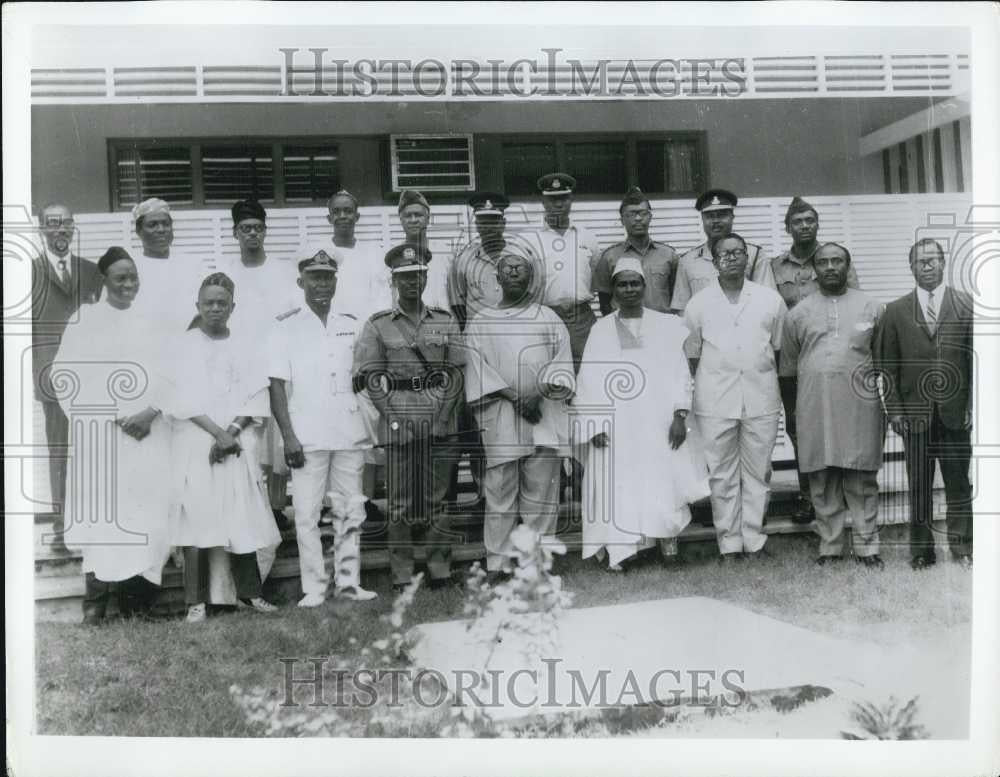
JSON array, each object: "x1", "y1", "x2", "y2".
[{"x1": 4, "y1": 3, "x2": 999, "y2": 776}]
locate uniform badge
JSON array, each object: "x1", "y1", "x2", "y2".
[
  {"x1": 710, "y1": 196, "x2": 720, "y2": 206},
  {"x1": 404, "y1": 247, "x2": 416, "y2": 261},
  {"x1": 552, "y1": 179, "x2": 561, "y2": 190}
]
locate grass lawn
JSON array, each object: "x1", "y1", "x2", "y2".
[{"x1": 35, "y1": 532, "x2": 972, "y2": 737}]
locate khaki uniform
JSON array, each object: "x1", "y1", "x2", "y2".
[
  {"x1": 591, "y1": 238, "x2": 679, "y2": 314},
  {"x1": 353, "y1": 305, "x2": 466, "y2": 584},
  {"x1": 669, "y1": 241, "x2": 775, "y2": 312}
]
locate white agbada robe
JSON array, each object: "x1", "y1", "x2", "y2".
[
  {"x1": 574, "y1": 309, "x2": 709, "y2": 566},
  {"x1": 132, "y1": 249, "x2": 206, "y2": 336},
  {"x1": 54, "y1": 299, "x2": 172, "y2": 584},
  {"x1": 463, "y1": 304, "x2": 574, "y2": 467},
  {"x1": 166, "y1": 328, "x2": 282, "y2": 556}
]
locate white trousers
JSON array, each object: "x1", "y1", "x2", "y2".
[
  {"x1": 290, "y1": 449, "x2": 366, "y2": 596},
  {"x1": 483, "y1": 449, "x2": 562, "y2": 571},
  {"x1": 697, "y1": 413, "x2": 779, "y2": 555}
]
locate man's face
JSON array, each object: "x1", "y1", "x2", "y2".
[
  {"x1": 787, "y1": 210, "x2": 819, "y2": 246},
  {"x1": 298, "y1": 270, "x2": 337, "y2": 307},
  {"x1": 328, "y1": 195, "x2": 360, "y2": 234},
  {"x1": 541, "y1": 193, "x2": 573, "y2": 222},
  {"x1": 104, "y1": 258, "x2": 139, "y2": 306},
  {"x1": 712, "y1": 236, "x2": 748, "y2": 280},
  {"x1": 701, "y1": 208, "x2": 734, "y2": 241},
  {"x1": 399, "y1": 204, "x2": 429, "y2": 240},
  {"x1": 196, "y1": 284, "x2": 235, "y2": 329},
  {"x1": 612, "y1": 271, "x2": 645, "y2": 309},
  {"x1": 910, "y1": 243, "x2": 945, "y2": 292},
  {"x1": 233, "y1": 218, "x2": 266, "y2": 253},
  {"x1": 814, "y1": 245, "x2": 850, "y2": 293},
  {"x1": 136, "y1": 213, "x2": 174, "y2": 253},
  {"x1": 475, "y1": 214, "x2": 505, "y2": 243},
  {"x1": 496, "y1": 255, "x2": 533, "y2": 300},
  {"x1": 621, "y1": 204, "x2": 652, "y2": 240},
  {"x1": 39, "y1": 205, "x2": 75, "y2": 256},
  {"x1": 393, "y1": 270, "x2": 428, "y2": 302}
]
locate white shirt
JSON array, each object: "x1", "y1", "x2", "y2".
[
  {"x1": 684, "y1": 280, "x2": 786, "y2": 419},
  {"x1": 915, "y1": 282, "x2": 947, "y2": 326},
  {"x1": 132, "y1": 249, "x2": 206, "y2": 336},
  {"x1": 267, "y1": 305, "x2": 370, "y2": 452},
  {"x1": 43, "y1": 246, "x2": 72, "y2": 279},
  {"x1": 215, "y1": 254, "x2": 299, "y2": 340},
  {"x1": 327, "y1": 241, "x2": 392, "y2": 319},
  {"x1": 533, "y1": 223, "x2": 601, "y2": 305}
]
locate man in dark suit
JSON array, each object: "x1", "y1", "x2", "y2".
[
  {"x1": 31, "y1": 203, "x2": 103, "y2": 553},
  {"x1": 875, "y1": 238, "x2": 974, "y2": 570}
]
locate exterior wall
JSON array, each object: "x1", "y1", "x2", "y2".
[{"x1": 31, "y1": 96, "x2": 936, "y2": 213}]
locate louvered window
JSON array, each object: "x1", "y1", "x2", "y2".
[
  {"x1": 202, "y1": 145, "x2": 274, "y2": 203},
  {"x1": 113, "y1": 145, "x2": 194, "y2": 208},
  {"x1": 283, "y1": 145, "x2": 340, "y2": 202},
  {"x1": 390, "y1": 134, "x2": 475, "y2": 192}
]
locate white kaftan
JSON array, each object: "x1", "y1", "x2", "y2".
[
  {"x1": 166, "y1": 328, "x2": 281, "y2": 554},
  {"x1": 54, "y1": 300, "x2": 172, "y2": 583},
  {"x1": 574, "y1": 310, "x2": 708, "y2": 566}
]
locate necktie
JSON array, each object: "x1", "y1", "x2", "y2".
[
  {"x1": 926, "y1": 291, "x2": 936, "y2": 334},
  {"x1": 57, "y1": 259, "x2": 70, "y2": 285}
]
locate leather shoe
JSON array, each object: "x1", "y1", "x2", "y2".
[
  {"x1": 815, "y1": 555, "x2": 843, "y2": 566},
  {"x1": 910, "y1": 556, "x2": 935, "y2": 570},
  {"x1": 857, "y1": 554, "x2": 885, "y2": 570},
  {"x1": 953, "y1": 553, "x2": 972, "y2": 570},
  {"x1": 791, "y1": 500, "x2": 815, "y2": 525}
]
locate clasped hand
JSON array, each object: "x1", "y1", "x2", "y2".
[{"x1": 209, "y1": 429, "x2": 242, "y2": 464}]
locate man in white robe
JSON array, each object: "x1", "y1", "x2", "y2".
[
  {"x1": 463, "y1": 251, "x2": 574, "y2": 576},
  {"x1": 575, "y1": 256, "x2": 706, "y2": 569}
]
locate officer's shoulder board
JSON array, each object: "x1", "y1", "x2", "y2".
[
  {"x1": 275, "y1": 306, "x2": 302, "y2": 322},
  {"x1": 427, "y1": 305, "x2": 453, "y2": 318},
  {"x1": 369, "y1": 309, "x2": 394, "y2": 321},
  {"x1": 337, "y1": 312, "x2": 357, "y2": 320}
]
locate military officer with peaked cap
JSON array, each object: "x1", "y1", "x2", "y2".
[
  {"x1": 449, "y1": 191, "x2": 544, "y2": 328},
  {"x1": 353, "y1": 243, "x2": 467, "y2": 591},
  {"x1": 532, "y1": 172, "x2": 601, "y2": 372},
  {"x1": 592, "y1": 186, "x2": 679, "y2": 315},
  {"x1": 268, "y1": 244, "x2": 378, "y2": 607},
  {"x1": 669, "y1": 188, "x2": 776, "y2": 312}
]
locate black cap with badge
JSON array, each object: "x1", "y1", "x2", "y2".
[
  {"x1": 384, "y1": 242, "x2": 432, "y2": 274},
  {"x1": 468, "y1": 192, "x2": 510, "y2": 217},
  {"x1": 694, "y1": 189, "x2": 738, "y2": 213},
  {"x1": 296, "y1": 243, "x2": 340, "y2": 274},
  {"x1": 537, "y1": 172, "x2": 576, "y2": 196}
]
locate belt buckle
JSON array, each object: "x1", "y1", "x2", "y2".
[{"x1": 410, "y1": 376, "x2": 423, "y2": 392}]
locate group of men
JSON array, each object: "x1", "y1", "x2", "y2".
[{"x1": 32, "y1": 174, "x2": 975, "y2": 618}]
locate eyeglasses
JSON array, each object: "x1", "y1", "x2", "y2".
[
  {"x1": 717, "y1": 249, "x2": 748, "y2": 260},
  {"x1": 237, "y1": 223, "x2": 266, "y2": 234},
  {"x1": 915, "y1": 257, "x2": 944, "y2": 268}
]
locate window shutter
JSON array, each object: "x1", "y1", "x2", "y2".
[
  {"x1": 115, "y1": 145, "x2": 194, "y2": 208},
  {"x1": 283, "y1": 145, "x2": 340, "y2": 202},
  {"x1": 201, "y1": 145, "x2": 275, "y2": 203},
  {"x1": 390, "y1": 134, "x2": 475, "y2": 192}
]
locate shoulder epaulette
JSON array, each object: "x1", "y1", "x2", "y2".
[
  {"x1": 275, "y1": 307, "x2": 301, "y2": 321},
  {"x1": 369, "y1": 309, "x2": 394, "y2": 321},
  {"x1": 339, "y1": 312, "x2": 357, "y2": 320},
  {"x1": 428, "y1": 306, "x2": 453, "y2": 316}
]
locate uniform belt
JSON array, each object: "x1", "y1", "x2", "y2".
[{"x1": 385, "y1": 374, "x2": 446, "y2": 392}]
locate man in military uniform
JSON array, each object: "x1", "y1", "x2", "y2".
[
  {"x1": 268, "y1": 245, "x2": 378, "y2": 607},
  {"x1": 534, "y1": 172, "x2": 601, "y2": 372},
  {"x1": 669, "y1": 188, "x2": 776, "y2": 313},
  {"x1": 397, "y1": 189, "x2": 454, "y2": 311},
  {"x1": 448, "y1": 191, "x2": 543, "y2": 328},
  {"x1": 592, "y1": 186, "x2": 678, "y2": 315},
  {"x1": 772, "y1": 197, "x2": 861, "y2": 524},
  {"x1": 353, "y1": 244, "x2": 467, "y2": 591}
]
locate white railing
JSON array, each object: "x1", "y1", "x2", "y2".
[{"x1": 30, "y1": 52, "x2": 970, "y2": 103}]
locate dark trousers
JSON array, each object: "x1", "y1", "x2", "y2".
[
  {"x1": 902, "y1": 409, "x2": 973, "y2": 560},
  {"x1": 548, "y1": 301, "x2": 597, "y2": 374},
  {"x1": 386, "y1": 437, "x2": 457, "y2": 584},
  {"x1": 83, "y1": 572, "x2": 159, "y2": 619},
  {"x1": 42, "y1": 400, "x2": 69, "y2": 523},
  {"x1": 183, "y1": 547, "x2": 261, "y2": 605},
  {"x1": 446, "y1": 405, "x2": 485, "y2": 502},
  {"x1": 778, "y1": 376, "x2": 811, "y2": 501}
]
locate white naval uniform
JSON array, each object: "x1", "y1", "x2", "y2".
[{"x1": 267, "y1": 304, "x2": 372, "y2": 596}]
